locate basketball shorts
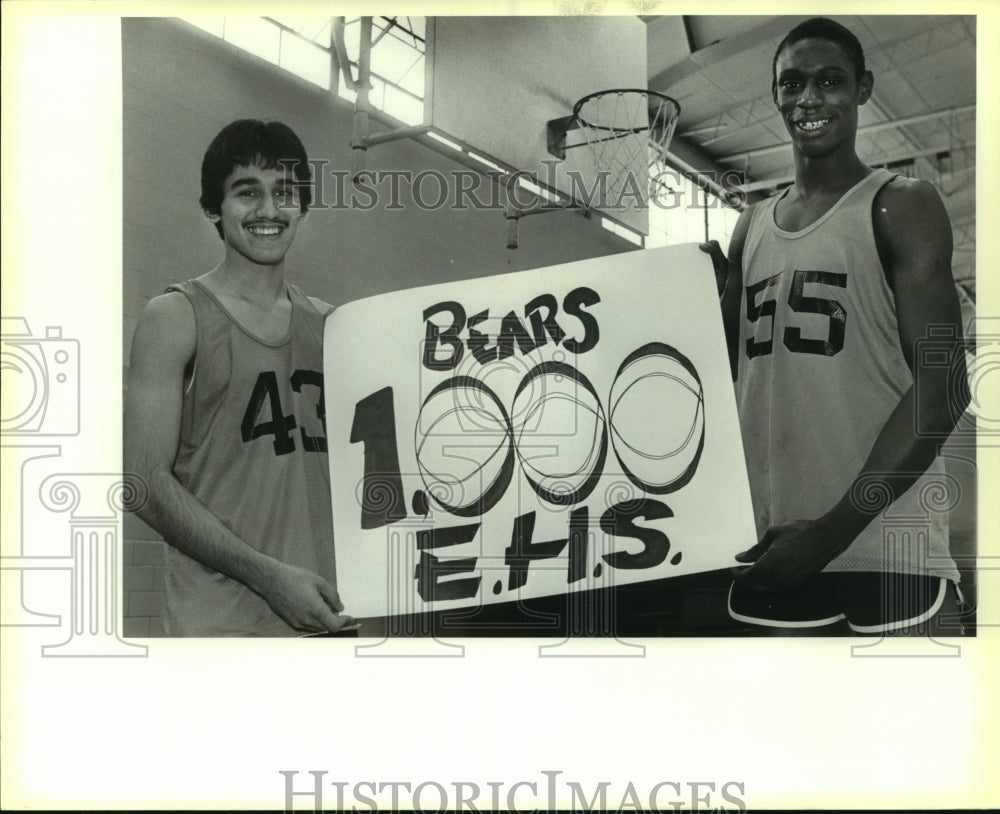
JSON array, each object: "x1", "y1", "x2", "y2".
[{"x1": 728, "y1": 572, "x2": 963, "y2": 634}]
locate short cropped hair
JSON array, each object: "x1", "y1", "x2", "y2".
[
  {"x1": 772, "y1": 17, "x2": 867, "y2": 97},
  {"x1": 200, "y1": 119, "x2": 312, "y2": 238}
]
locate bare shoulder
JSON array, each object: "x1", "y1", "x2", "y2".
[
  {"x1": 143, "y1": 289, "x2": 194, "y2": 318},
  {"x1": 874, "y1": 175, "x2": 946, "y2": 211},
  {"x1": 872, "y1": 176, "x2": 953, "y2": 293},
  {"x1": 131, "y1": 290, "x2": 196, "y2": 368},
  {"x1": 138, "y1": 290, "x2": 195, "y2": 337},
  {"x1": 873, "y1": 176, "x2": 951, "y2": 247}
]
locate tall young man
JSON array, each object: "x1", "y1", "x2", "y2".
[
  {"x1": 125, "y1": 119, "x2": 355, "y2": 636},
  {"x1": 702, "y1": 18, "x2": 968, "y2": 634}
]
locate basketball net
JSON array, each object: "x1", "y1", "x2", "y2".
[{"x1": 573, "y1": 89, "x2": 681, "y2": 207}]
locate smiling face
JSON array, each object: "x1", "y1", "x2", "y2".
[
  {"x1": 206, "y1": 163, "x2": 304, "y2": 268},
  {"x1": 773, "y1": 37, "x2": 872, "y2": 160}
]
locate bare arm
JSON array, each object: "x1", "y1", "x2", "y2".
[
  {"x1": 124, "y1": 293, "x2": 353, "y2": 632},
  {"x1": 738, "y1": 178, "x2": 969, "y2": 589},
  {"x1": 701, "y1": 205, "x2": 753, "y2": 380}
]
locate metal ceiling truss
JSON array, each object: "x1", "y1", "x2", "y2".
[
  {"x1": 866, "y1": 17, "x2": 973, "y2": 80},
  {"x1": 717, "y1": 104, "x2": 975, "y2": 164},
  {"x1": 681, "y1": 17, "x2": 975, "y2": 163}
]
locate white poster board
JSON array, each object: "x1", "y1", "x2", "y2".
[{"x1": 325, "y1": 244, "x2": 755, "y2": 619}]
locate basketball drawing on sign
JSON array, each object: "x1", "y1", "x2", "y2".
[
  {"x1": 416, "y1": 375, "x2": 515, "y2": 517},
  {"x1": 608, "y1": 342, "x2": 705, "y2": 494},
  {"x1": 511, "y1": 361, "x2": 609, "y2": 507}
]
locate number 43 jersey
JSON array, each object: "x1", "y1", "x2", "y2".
[
  {"x1": 164, "y1": 279, "x2": 338, "y2": 635},
  {"x1": 737, "y1": 168, "x2": 958, "y2": 580}
]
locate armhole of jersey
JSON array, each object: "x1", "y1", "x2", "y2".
[
  {"x1": 166, "y1": 283, "x2": 199, "y2": 397},
  {"x1": 183, "y1": 358, "x2": 197, "y2": 394},
  {"x1": 739, "y1": 199, "x2": 768, "y2": 266}
]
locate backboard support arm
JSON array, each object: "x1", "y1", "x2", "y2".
[{"x1": 336, "y1": 16, "x2": 432, "y2": 180}]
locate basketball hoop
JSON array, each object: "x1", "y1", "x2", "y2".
[{"x1": 548, "y1": 89, "x2": 681, "y2": 206}]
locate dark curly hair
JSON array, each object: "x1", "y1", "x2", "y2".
[
  {"x1": 200, "y1": 119, "x2": 312, "y2": 238},
  {"x1": 772, "y1": 17, "x2": 867, "y2": 99}
]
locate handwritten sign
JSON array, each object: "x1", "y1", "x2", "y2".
[{"x1": 325, "y1": 244, "x2": 755, "y2": 618}]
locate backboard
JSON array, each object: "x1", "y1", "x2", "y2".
[{"x1": 426, "y1": 16, "x2": 649, "y2": 236}]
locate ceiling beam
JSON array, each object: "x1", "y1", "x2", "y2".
[
  {"x1": 647, "y1": 16, "x2": 792, "y2": 92},
  {"x1": 717, "y1": 104, "x2": 975, "y2": 163},
  {"x1": 734, "y1": 142, "x2": 975, "y2": 194}
]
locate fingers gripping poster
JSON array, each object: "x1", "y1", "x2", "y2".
[{"x1": 325, "y1": 244, "x2": 756, "y2": 619}]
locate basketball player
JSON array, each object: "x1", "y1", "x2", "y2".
[
  {"x1": 124, "y1": 119, "x2": 355, "y2": 636},
  {"x1": 701, "y1": 18, "x2": 968, "y2": 635}
]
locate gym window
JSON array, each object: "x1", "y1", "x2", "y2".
[{"x1": 179, "y1": 16, "x2": 426, "y2": 126}]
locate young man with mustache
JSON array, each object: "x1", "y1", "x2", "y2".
[{"x1": 125, "y1": 119, "x2": 355, "y2": 636}]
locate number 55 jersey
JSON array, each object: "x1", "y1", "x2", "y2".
[
  {"x1": 163, "y1": 279, "x2": 338, "y2": 635},
  {"x1": 736, "y1": 168, "x2": 958, "y2": 580}
]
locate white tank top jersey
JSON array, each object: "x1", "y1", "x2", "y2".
[
  {"x1": 163, "y1": 279, "x2": 339, "y2": 635},
  {"x1": 737, "y1": 168, "x2": 959, "y2": 580}
]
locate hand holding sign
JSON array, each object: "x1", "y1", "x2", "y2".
[
  {"x1": 700, "y1": 240, "x2": 729, "y2": 296},
  {"x1": 735, "y1": 517, "x2": 855, "y2": 591},
  {"x1": 258, "y1": 561, "x2": 357, "y2": 633}
]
